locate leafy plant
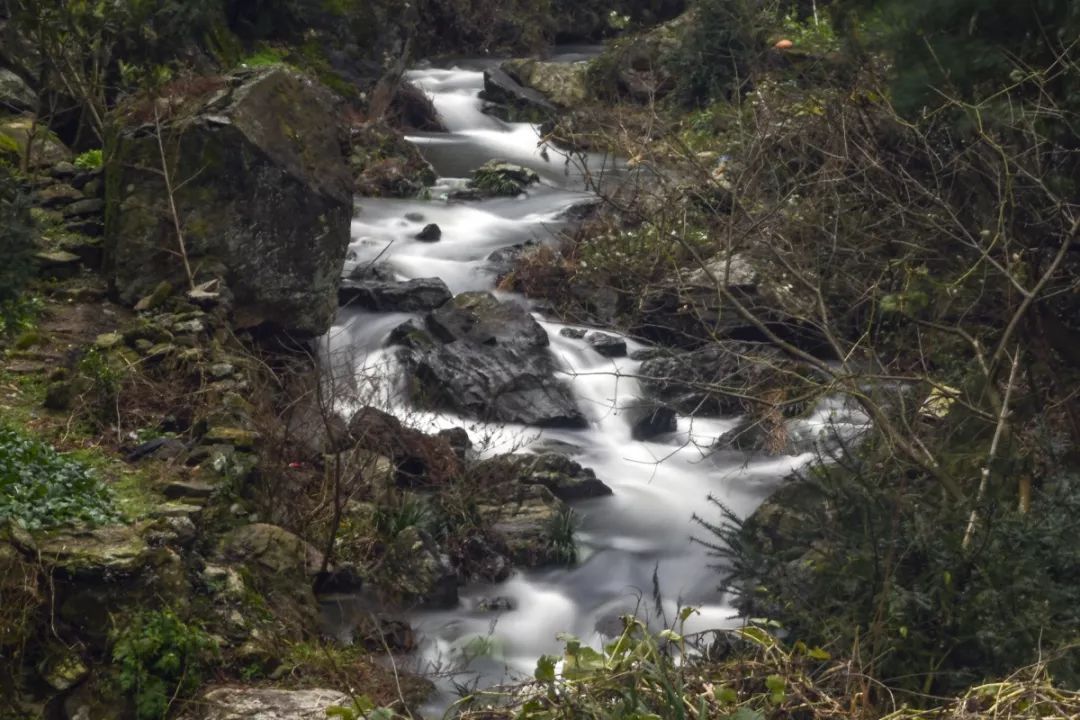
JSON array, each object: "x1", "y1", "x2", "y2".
[
  {"x1": 0, "y1": 426, "x2": 119, "y2": 530},
  {"x1": 113, "y1": 609, "x2": 217, "y2": 720},
  {"x1": 73, "y1": 148, "x2": 104, "y2": 170},
  {"x1": 548, "y1": 506, "x2": 578, "y2": 564}
]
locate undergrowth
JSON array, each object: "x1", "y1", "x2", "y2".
[{"x1": 0, "y1": 426, "x2": 119, "y2": 530}]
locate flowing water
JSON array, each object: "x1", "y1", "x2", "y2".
[{"x1": 322, "y1": 58, "x2": 864, "y2": 709}]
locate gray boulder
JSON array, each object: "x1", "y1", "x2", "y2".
[
  {"x1": 105, "y1": 66, "x2": 352, "y2": 338},
  {"x1": 338, "y1": 277, "x2": 452, "y2": 312},
  {"x1": 481, "y1": 67, "x2": 558, "y2": 122},
  {"x1": 479, "y1": 452, "x2": 612, "y2": 501},
  {"x1": 392, "y1": 292, "x2": 586, "y2": 428},
  {"x1": 0, "y1": 68, "x2": 36, "y2": 113},
  {"x1": 639, "y1": 341, "x2": 804, "y2": 417}
]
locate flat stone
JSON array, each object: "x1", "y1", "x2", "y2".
[
  {"x1": 94, "y1": 332, "x2": 124, "y2": 350},
  {"x1": 185, "y1": 688, "x2": 351, "y2": 720},
  {"x1": 38, "y1": 526, "x2": 150, "y2": 578},
  {"x1": 559, "y1": 327, "x2": 587, "y2": 339},
  {"x1": 34, "y1": 183, "x2": 85, "y2": 208},
  {"x1": 203, "y1": 426, "x2": 260, "y2": 448},
  {"x1": 61, "y1": 197, "x2": 105, "y2": 217},
  {"x1": 162, "y1": 479, "x2": 215, "y2": 501}
]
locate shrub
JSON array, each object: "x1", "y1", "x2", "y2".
[
  {"x1": 73, "y1": 148, "x2": 103, "y2": 170},
  {"x1": 667, "y1": 0, "x2": 765, "y2": 104},
  {"x1": 113, "y1": 609, "x2": 217, "y2": 720},
  {"x1": 0, "y1": 427, "x2": 120, "y2": 530},
  {"x1": 703, "y1": 446, "x2": 1080, "y2": 697}
]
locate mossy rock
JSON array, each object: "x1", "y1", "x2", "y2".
[{"x1": 106, "y1": 67, "x2": 353, "y2": 338}]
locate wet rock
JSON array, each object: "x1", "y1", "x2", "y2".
[
  {"x1": 388, "y1": 80, "x2": 446, "y2": 133},
  {"x1": 185, "y1": 688, "x2": 351, "y2": 720},
  {"x1": 468, "y1": 160, "x2": 540, "y2": 197},
  {"x1": 338, "y1": 276, "x2": 452, "y2": 312},
  {"x1": 481, "y1": 66, "x2": 558, "y2": 122},
  {"x1": 415, "y1": 222, "x2": 442, "y2": 242},
  {"x1": 347, "y1": 260, "x2": 397, "y2": 282},
  {"x1": 639, "y1": 341, "x2": 800, "y2": 417},
  {"x1": 347, "y1": 406, "x2": 462, "y2": 486},
  {"x1": 585, "y1": 330, "x2": 626, "y2": 357},
  {"x1": 437, "y1": 427, "x2": 473, "y2": 461},
  {"x1": 476, "y1": 596, "x2": 516, "y2": 612},
  {"x1": 107, "y1": 67, "x2": 352, "y2": 338},
  {"x1": 486, "y1": 239, "x2": 540, "y2": 278},
  {"x1": 478, "y1": 453, "x2": 612, "y2": 501},
  {"x1": 622, "y1": 401, "x2": 678, "y2": 440},
  {"x1": 559, "y1": 327, "x2": 587, "y2": 339},
  {"x1": 394, "y1": 292, "x2": 586, "y2": 428},
  {"x1": 482, "y1": 485, "x2": 571, "y2": 568},
  {"x1": 501, "y1": 59, "x2": 589, "y2": 108}
]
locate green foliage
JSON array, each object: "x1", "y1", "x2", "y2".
[
  {"x1": 548, "y1": 506, "x2": 578, "y2": 564},
  {"x1": 372, "y1": 493, "x2": 434, "y2": 539},
  {"x1": 239, "y1": 46, "x2": 285, "y2": 68},
  {"x1": 705, "y1": 450, "x2": 1080, "y2": 696},
  {"x1": 113, "y1": 609, "x2": 217, "y2": 720},
  {"x1": 834, "y1": 0, "x2": 1080, "y2": 117},
  {"x1": 668, "y1": 0, "x2": 764, "y2": 104},
  {"x1": 0, "y1": 426, "x2": 119, "y2": 530},
  {"x1": 77, "y1": 347, "x2": 128, "y2": 428},
  {"x1": 73, "y1": 149, "x2": 104, "y2": 170}
]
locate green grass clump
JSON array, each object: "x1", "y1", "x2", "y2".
[
  {"x1": 73, "y1": 148, "x2": 104, "y2": 170},
  {"x1": 0, "y1": 426, "x2": 120, "y2": 530}
]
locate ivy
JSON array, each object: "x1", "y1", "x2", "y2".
[{"x1": 0, "y1": 427, "x2": 119, "y2": 530}]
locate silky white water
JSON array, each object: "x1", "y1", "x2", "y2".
[{"x1": 322, "y1": 61, "x2": 863, "y2": 706}]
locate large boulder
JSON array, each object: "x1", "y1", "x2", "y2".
[
  {"x1": 638, "y1": 341, "x2": 808, "y2": 417},
  {"x1": 481, "y1": 67, "x2": 558, "y2": 123},
  {"x1": 105, "y1": 66, "x2": 353, "y2": 337},
  {"x1": 217, "y1": 523, "x2": 324, "y2": 637},
  {"x1": 501, "y1": 59, "x2": 589, "y2": 108},
  {"x1": 392, "y1": 292, "x2": 587, "y2": 428},
  {"x1": 337, "y1": 276, "x2": 451, "y2": 312},
  {"x1": 0, "y1": 68, "x2": 37, "y2": 113},
  {"x1": 0, "y1": 116, "x2": 72, "y2": 168}
]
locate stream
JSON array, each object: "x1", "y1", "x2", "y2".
[{"x1": 321, "y1": 55, "x2": 862, "y2": 710}]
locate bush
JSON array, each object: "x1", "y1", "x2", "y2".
[
  {"x1": 667, "y1": 0, "x2": 765, "y2": 104},
  {"x1": 704, "y1": 446, "x2": 1080, "y2": 697},
  {"x1": 0, "y1": 427, "x2": 120, "y2": 530},
  {"x1": 73, "y1": 148, "x2": 103, "y2": 170},
  {"x1": 113, "y1": 609, "x2": 217, "y2": 720}
]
